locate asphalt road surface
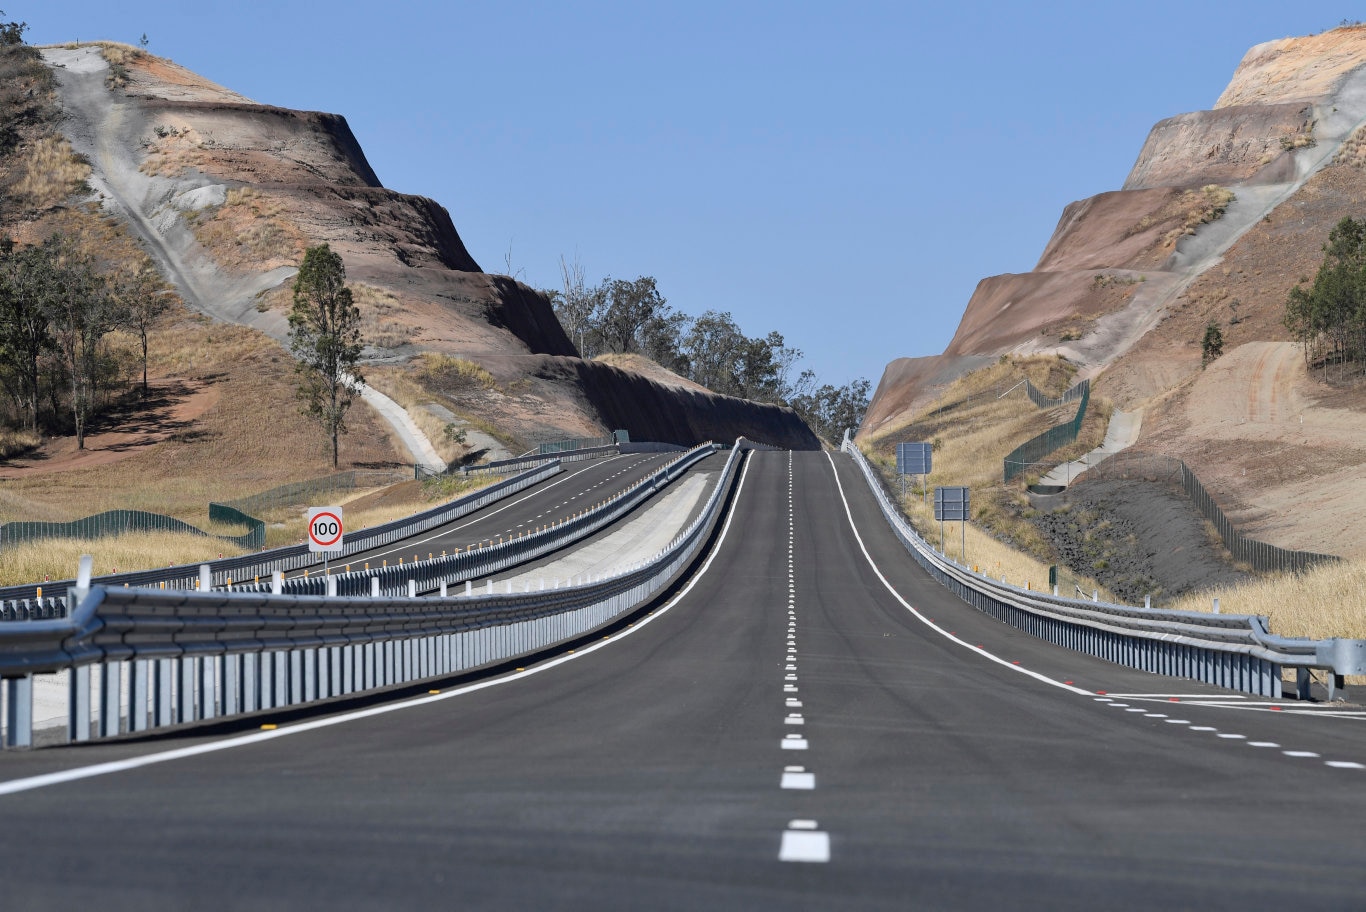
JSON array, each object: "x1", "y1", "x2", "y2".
[
  {"x1": 286, "y1": 453, "x2": 676, "y2": 577},
  {"x1": 2, "y1": 451, "x2": 1365, "y2": 910}
]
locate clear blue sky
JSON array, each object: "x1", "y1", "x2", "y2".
[{"x1": 24, "y1": 2, "x2": 1348, "y2": 388}]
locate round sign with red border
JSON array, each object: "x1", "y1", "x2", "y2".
[{"x1": 307, "y1": 507, "x2": 344, "y2": 552}]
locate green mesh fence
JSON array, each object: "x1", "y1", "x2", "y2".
[
  {"x1": 1003, "y1": 381, "x2": 1091, "y2": 483},
  {"x1": 1087, "y1": 451, "x2": 1337, "y2": 574},
  {"x1": 218, "y1": 469, "x2": 410, "y2": 518},
  {"x1": 0, "y1": 508, "x2": 264, "y2": 551}
]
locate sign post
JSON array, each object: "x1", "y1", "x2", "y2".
[
  {"x1": 307, "y1": 506, "x2": 345, "y2": 576},
  {"x1": 933, "y1": 486, "x2": 970, "y2": 562},
  {"x1": 896, "y1": 443, "x2": 932, "y2": 505}
]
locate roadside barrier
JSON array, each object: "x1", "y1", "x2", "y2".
[
  {"x1": 0, "y1": 440, "x2": 752, "y2": 748},
  {"x1": 0, "y1": 461, "x2": 564, "y2": 606},
  {"x1": 843, "y1": 432, "x2": 1366, "y2": 700},
  {"x1": 0, "y1": 508, "x2": 264, "y2": 552}
]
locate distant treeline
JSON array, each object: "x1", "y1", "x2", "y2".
[
  {"x1": 1285, "y1": 216, "x2": 1366, "y2": 374},
  {"x1": 545, "y1": 262, "x2": 868, "y2": 443}
]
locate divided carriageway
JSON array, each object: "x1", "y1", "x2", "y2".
[
  {"x1": 283, "y1": 452, "x2": 680, "y2": 578},
  {"x1": 2, "y1": 451, "x2": 1366, "y2": 909}
]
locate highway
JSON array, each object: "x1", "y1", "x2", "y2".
[
  {"x1": 2, "y1": 450, "x2": 1366, "y2": 909},
  {"x1": 284, "y1": 452, "x2": 677, "y2": 578}
]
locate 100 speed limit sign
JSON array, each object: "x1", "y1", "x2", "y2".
[{"x1": 307, "y1": 506, "x2": 344, "y2": 552}]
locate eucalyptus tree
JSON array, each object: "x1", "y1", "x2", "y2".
[{"x1": 289, "y1": 243, "x2": 363, "y2": 468}]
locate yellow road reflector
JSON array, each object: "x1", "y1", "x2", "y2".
[
  {"x1": 260, "y1": 724, "x2": 277, "y2": 731},
  {"x1": 428, "y1": 689, "x2": 441, "y2": 694}
]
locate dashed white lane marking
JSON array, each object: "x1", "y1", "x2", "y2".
[
  {"x1": 1326, "y1": 761, "x2": 1365, "y2": 769},
  {"x1": 1248, "y1": 741, "x2": 1280, "y2": 748},
  {"x1": 780, "y1": 821, "x2": 830, "y2": 863},
  {"x1": 786, "y1": 698, "x2": 802, "y2": 707},
  {"x1": 784, "y1": 685, "x2": 798, "y2": 693},
  {"x1": 1216, "y1": 734, "x2": 1247, "y2": 740},
  {"x1": 0, "y1": 454, "x2": 749, "y2": 797},
  {"x1": 785, "y1": 714, "x2": 805, "y2": 726},
  {"x1": 1164, "y1": 719, "x2": 1191, "y2": 725},
  {"x1": 781, "y1": 767, "x2": 816, "y2": 790},
  {"x1": 825, "y1": 452, "x2": 1366, "y2": 772}
]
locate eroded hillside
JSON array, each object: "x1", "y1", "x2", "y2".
[
  {"x1": 861, "y1": 25, "x2": 1366, "y2": 559},
  {"x1": 39, "y1": 42, "x2": 817, "y2": 452}
]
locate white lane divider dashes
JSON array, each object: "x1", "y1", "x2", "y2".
[
  {"x1": 780, "y1": 820, "x2": 830, "y2": 863},
  {"x1": 779, "y1": 452, "x2": 828, "y2": 862}
]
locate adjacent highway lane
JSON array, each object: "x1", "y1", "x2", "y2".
[
  {"x1": 283, "y1": 452, "x2": 676, "y2": 578},
  {"x1": 1, "y1": 451, "x2": 1365, "y2": 909}
]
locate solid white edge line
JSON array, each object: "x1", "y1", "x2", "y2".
[
  {"x1": 0, "y1": 452, "x2": 758, "y2": 798},
  {"x1": 824, "y1": 452, "x2": 1090, "y2": 696}
]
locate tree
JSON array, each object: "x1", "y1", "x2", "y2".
[
  {"x1": 289, "y1": 244, "x2": 364, "y2": 468},
  {"x1": 552, "y1": 255, "x2": 606, "y2": 357},
  {"x1": 41, "y1": 235, "x2": 117, "y2": 450},
  {"x1": 1201, "y1": 321, "x2": 1224, "y2": 367},
  {"x1": 0, "y1": 240, "x2": 56, "y2": 430},
  {"x1": 0, "y1": 10, "x2": 26, "y2": 46},
  {"x1": 1285, "y1": 216, "x2": 1366, "y2": 374},
  {"x1": 790, "y1": 378, "x2": 872, "y2": 445},
  {"x1": 598, "y1": 276, "x2": 673, "y2": 355},
  {"x1": 115, "y1": 260, "x2": 176, "y2": 395}
]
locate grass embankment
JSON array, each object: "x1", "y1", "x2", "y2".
[
  {"x1": 1167, "y1": 558, "x2": 1366, "y2": 641},
  {"x1": 367, "y1": 354, "x2": 523, "y2": 463},
  {"x1": 0, "y1": 310, "x2": 437, "y2": 583},
  {"x1": 0, "y1": 475, "x2": 495, "y2": 586},
  {"x1": 863, "y1": 354, "x2": 1112, "y2": 597}
]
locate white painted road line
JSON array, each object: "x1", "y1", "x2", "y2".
[
  {"x1": 1326, "y1": 761, "x2": 1365, "y2": 769},
  {"x1": 781, "y1": 767, "x2": 816, "y2": 790},
  {"x1": 779, "y1": 825, "x2": 830, "y2": 863}
]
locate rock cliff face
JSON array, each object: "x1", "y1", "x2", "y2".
[
  {"x1": 863, "y1": 25, "x2": 1366, "y2": 429},
  {"x1": 860, "y1": 25, "x2": 1366, "y2": 556},
  {"x1": 43, "y1": 44, "x2": 815, "y2": 451}
]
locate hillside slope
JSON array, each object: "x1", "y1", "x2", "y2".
[
  {"x1": 860, "y1": 25, "x2": 1366, "y2": 557},
  {"x1": 41, "y1": 43, "x2": 817, "y2": 453}
]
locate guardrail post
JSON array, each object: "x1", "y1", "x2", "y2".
[
  {"x1": 69, "y1": 665, "x2": 91, "y2": 742},
  {"x1": 99, "y1": 663, "x2": 120, "y2": 737},
  {"x1": 371, "y1": 576, "x2": 380, "y2": 597},
  {"x1": 4, "y1": 675, "x2": 32, "y2": 748},
  {"x1": 130, "y1": 660, "x2": 150, "y2": 732},
  {"x1": 154, "y1": 660, "x2": 173, "y2": 728},
  {"x1": 272, "y1": 571, "x2": 283, "y2": 595},
  {"x1": 440, "y1": 582, "x2": 448, "y2": 597},
  {"x1": 200, "y1": 658, "x2": 216, "y2": 720},
  {"x1": 200, "y1": 564, "x2": 212, "y2": 592},
  {"x1": 408, "y1": 580, "x2": 417, "y2": 598}
]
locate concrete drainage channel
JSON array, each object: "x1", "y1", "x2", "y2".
[
  {"x1": 0, "y1": 440, "x2": 754, "y2": 749},
  {"x1": 842, "y1": 433, "x2": 1366, "y2": 699}
]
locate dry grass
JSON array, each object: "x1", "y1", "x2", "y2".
[
  {"x1": 0, "y1": 530, "x2": 249, "y2": 587},
  {"x1": 351, "y1": 283, "x2": 412, "y2": 348},
  {"x1": 1335, "y1": 123, "x2": 1366, "y2": 169},
  {"x1": 0, "y1": 428, "x2": 40, "y2": 459},
  {"x1": 1165, "y1": 185, "x2": 1236, "y2": 247},
  {"x1": 364, "y1": 365, "x2": 475, "y2": 464},
  {"x1": 12, "y1": 135, "x2": 90, "y2": 210},
  {"x1": 188, "y1": 186, "x2": 307, "y2": 271},
  {"x1": 863, "y1": 354, "x2": 1111, "y2": 579},
  {"x1": 0, "y1": 314, "x2": 407, "y2": 526},
  {"x1": 1166, "y1": 557, "x2": 1366, "y2": 640},
  {"x1": 416, "y1": 353, "x2": 499, "y2": 392}
]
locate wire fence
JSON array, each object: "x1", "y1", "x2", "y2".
[
  {"x1": 1024, "y1": 378, "x2": 1089, "y2": 408},
  {"x1": 1003, "y1": 380, "x2": 1091, "y2": 483},
  {"x1": 0, "y1": 509, "x2": 263, "y2": 551},
  {"x1": 1086, "y1": 450, "x2": 1338, "y2": 574}
]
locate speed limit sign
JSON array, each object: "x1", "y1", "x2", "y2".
[{"x1": 307, "y1": 506, "x2": 344, "y2": 553}]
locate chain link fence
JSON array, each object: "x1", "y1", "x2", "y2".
[
  {"x1": 1087, "y1": 450, "x2": 1338, "y2": 574},
  {"x1": 1003, "y1": 380, "x2": 1091, "y2": 483},
  {"x1": 0, "y1": 509, "x2": 263, "y2": 551}
]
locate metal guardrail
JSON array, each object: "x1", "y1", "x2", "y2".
[
  {"x1": 842, "y1": 432, "x2": 1366, "y2": 699},
  {"x1": 0, "y1": 439, "x2": 753, "y2": 748},
  {"x1": 0, "y1": 461, "x2": 565, "y2": 606},
  {"x1": 227, "y1": 443, "x2": 720, "y2": 599},
  {"x1": 454, "y1": 444, "x2": 622, "y2": 477},
  {"x1": 1085, "y1": 451, "x2": 1338, "y2": 574}
]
